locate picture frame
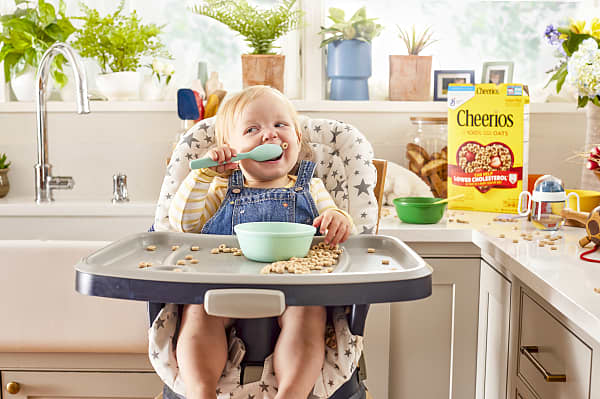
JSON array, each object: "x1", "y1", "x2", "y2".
[
  {"x1": 433, "y1": 70, "x2": 475, "y2": 101},
  {"x1": 481, "y1": 61, "x2": 514, "y2": 85}
]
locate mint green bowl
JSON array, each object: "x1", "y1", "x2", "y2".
[{"x1": 234, "y1": 222, "x2": 316, "y2": 262}]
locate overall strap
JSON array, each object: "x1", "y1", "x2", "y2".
[
  {"x1": 294, "y1": 160, "x2": 316, "y2": 189},
  {"x1": 228, "y1": 169, "x2": 244, "y2": 190}
]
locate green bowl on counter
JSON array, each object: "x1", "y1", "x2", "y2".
[
  {"x1": 392, "y1": 197, "x2": 447, "y2": 224},
  {"x1": 234, "y1": 222, "x2": 316, "y2": 262}
]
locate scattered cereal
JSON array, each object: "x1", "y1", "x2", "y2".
[
  {"x1": 190, "y1": 259, "x2": 199, "y2": 264},
  {"x1": 513, "y1": 239, "x2": 519, "y2": 243},
  {"x1": 498, "y1": 234, "x2": 505, "y2": 238},
  {"x1": 185, "y1": 255, "x2": 193, "y2": 260},
  {"x1": 218, "y1": 244, "x2": 227, "y2": 249},
  {"x1": 382, "y1": 259, "x2": 390, "y2": 265},
  {"x1": 191, "y1": 246, "x2": 200, "y2": 251},
  {"x1": 138, "y1": 261, "x2": 152, "y2": 268},
  {"x1": 176, "y1": 260, "x2": 186, "y2": 265},
  {"x1": 513, "y1": 226, "x2": 519, "y2": 230},
  {"x1": 448, "y1": 219, "x2": 454, "y2": 223},
  {"x1": 146, "y1": 245, "x2": 156, "y2": 251},
  {"x1": 594, "y1": 287, "x2": 600, "y2": 294},
  {"x1": 173, "y1": 268, "x2": 183, "y2": 272},
  {"x1": 456, "y1": 219, "x2": 470, "y2": 224},
  {"x1": 367, "y1": 248, "x2": 376, "y2": 253},
  {"x1": 171, "y1": 245, "x2": 180, "y2": 251},
  {"x1": 233, "y1": 251, "x2": 243, "y2": 256},
  {"x1": 551, "y1": 246, "x2": 558, "y2": 250},
  {"x1": 210, "y1": 248, "x2": 220, "y2": 254},
  {"x1": 281, "y1": 142, "x2": 289, "y2": 149}
]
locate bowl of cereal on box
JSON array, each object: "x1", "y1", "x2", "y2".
[
  {"x1": 393, "y1": 197, "x2": 447, "y2": 224},
  {"x1": 234, "y1": 222, "x2": 316, "y2": 262}
]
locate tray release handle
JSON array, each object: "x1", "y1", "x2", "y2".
[{"x1": 204, "y1": 289, "x2": 286, "y2": 318}]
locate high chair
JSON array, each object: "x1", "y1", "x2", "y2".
[{"x1": 150, "y1": 115, "x2": 388, "y2": 399}]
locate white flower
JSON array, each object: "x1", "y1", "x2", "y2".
[
  {"x1": 164, "y1": 63, "x2": 175, "y2": 76},
  {"x1": 566, "y1": 38, "x2": 600, "y2": 97},
  {"x1": 152, "y1": 59, "x2": 166, "y2": 75}
]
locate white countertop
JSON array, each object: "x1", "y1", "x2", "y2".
[{"x1": 380, "y1": 208, "x2": 600, "y2": 344}]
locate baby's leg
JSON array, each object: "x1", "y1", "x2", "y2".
[
  {"x1": 273, "y1": 306, "x2": 326, "y2": 399},
  {"x1": 176, "y1": 304, "x2": 231, "y2": 399}
]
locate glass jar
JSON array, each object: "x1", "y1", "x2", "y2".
[{"x1": 406, "y1": 116, "x2": 448, "y2": 198}]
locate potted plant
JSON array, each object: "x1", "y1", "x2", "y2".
[
  {"x1": 191, "y1": 0, "x2": 304, "y2": 93},
  {"x1": 71, "y1": 0, "x2": 169, "y2": 101},
  {"x1": 390, "y1": 25, "x2": 437, "y2": 101},
  {"x1": 0, "y1": 0, "x2": 76, "y2": 101},
  {"x1": 0, "y1": 153, "x2": 11, "y2": 198},
  {"x1": 319, "y1": 7, "x2": 382, "y2": 101}
]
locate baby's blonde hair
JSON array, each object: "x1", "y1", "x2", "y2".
[{"x1": 214, "y1": 85, "x2": 302, "y2": 147}]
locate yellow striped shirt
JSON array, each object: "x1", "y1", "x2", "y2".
[{"x1": 169, "y1": 168, "x2": 353, "y2": 233}]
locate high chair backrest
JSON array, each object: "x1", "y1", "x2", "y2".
[{"x1": 153, "y1": 115, "x2": 380, "y2": 234}]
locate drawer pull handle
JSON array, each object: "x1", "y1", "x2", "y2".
[
  {"x1": 6, "y1": 381, "x2": 20, "y2": 394},
  {"x1": 520, "y1": 345, "x2": 567, "y2": 382}
]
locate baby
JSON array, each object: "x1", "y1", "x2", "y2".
[{"x1": 168, "y1": 85, "x2": 354, "y2": 399}]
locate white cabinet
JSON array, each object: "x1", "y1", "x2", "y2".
[
  {"x1": 0, "y1": 353, "x2": 163, "y2": 399},
  {"x1": 387, "y1": 257, "x2": 480, "y2": 399},
  {"x1": 517, "y1": 291, "x2": 592, "y2": 399},
  {"x1": 1, "y1": 370, "x2": 163, "y2": 399},
  {"x1": 476, "y1": 259, "x2": 512, "y2": 399}
]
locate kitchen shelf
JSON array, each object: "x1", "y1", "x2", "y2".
[{"x1": 0, "y1": 100, "x2": 584, "y2": 114}]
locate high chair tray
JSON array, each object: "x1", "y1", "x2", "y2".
[{"x1": 75, "y1": 232, "x2": 432, "y2": 306}]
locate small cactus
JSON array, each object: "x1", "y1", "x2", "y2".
[{"x1": 0, "y1": 153, "x2": 11, "y2": 169}]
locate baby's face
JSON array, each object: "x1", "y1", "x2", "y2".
[{"x1": 227, "y1": 93, "x2": 300, "y2": 183}]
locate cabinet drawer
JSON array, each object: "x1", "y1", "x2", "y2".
[
  {"x1": 518, "y1": 292, "x2": 592, "y2": 399},
  {"x1": 1, "y1": 370, "x2": 164, "y2": 398}
]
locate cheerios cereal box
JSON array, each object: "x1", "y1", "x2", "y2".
[{"x1": 447, "y1": 83, "x2": 529, "y2": 213}]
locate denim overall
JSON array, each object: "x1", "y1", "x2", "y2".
[{"x1": 200, "y1": 160, "x2": 320, "y2": 234}]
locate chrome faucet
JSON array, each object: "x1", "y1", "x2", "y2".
[{"x1": 35, "y1": 42, "x2": 90, "y2": 203}]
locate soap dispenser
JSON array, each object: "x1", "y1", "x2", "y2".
[{"x1": 518, "y1": 175, "x2": 580, "y2": 230}]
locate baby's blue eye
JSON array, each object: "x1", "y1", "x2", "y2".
[
  {"x1": 275, "y1": 123, "x2": 286, "y2": 128},
  {"x1": 246, "y1": 127, "x2": 258, "y2": 134}
]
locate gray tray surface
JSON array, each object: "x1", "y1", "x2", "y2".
[{"x1": 76, "y1": 232, "x2": 430, "y2": 285}]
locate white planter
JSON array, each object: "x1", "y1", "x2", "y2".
[
  {"x1": 11, "y1": 66, "x2": 36, "y2": 102},
  {"x1": 96, "y1": 71, "x2": 141, "y2": 101},
  {"x1": 140, "y1": 75, "x2": 167, "y2": 101}
]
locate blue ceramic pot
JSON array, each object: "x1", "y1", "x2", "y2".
[{"x1": 327, "y1": 40, "x2": 372, "y2": 100}]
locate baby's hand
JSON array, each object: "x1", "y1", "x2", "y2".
[
  {"x1": 313, "y1": 209, "x2": 351, "y2": 246},
  {"x1": 206, "y1": 145, "x2": 238, "y2": 174}
]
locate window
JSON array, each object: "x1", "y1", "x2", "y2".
[{"x1": 323, "y1": 0, "x2": 587, "y2": 101}]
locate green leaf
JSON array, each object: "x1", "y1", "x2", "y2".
[
  {"x1": 593, "y1": 96, "x2": 600, "y2": 107},
  {"x1": 3, "y1": 52, "x2": 22, "y2": 82},
  {"x1": 328, "y1": 8, "x2": 345, "y2": 24},
  {"x1": 578, "y1": 96, "x2": 589, "y2": 108},
  {"x1": 51, "y1": 69, "x2": 67, "y2": 87}
]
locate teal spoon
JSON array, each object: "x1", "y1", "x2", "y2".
[{"x1": 189, "y1": 143, "x2": 283, "y2": 170}]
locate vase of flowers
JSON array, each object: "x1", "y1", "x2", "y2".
[
  {"x1": 545, "y1": 19, "x2": 600, "y2": 189},
  {"x1": 141, "y1": 59, "x2": 175, "y2": 100}
]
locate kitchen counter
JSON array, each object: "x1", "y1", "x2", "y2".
[{"x1": 380, "y1": 207, "x2": 600, "y2": 344}]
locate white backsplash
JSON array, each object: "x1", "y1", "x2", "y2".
[{"x1": 0, "y1": 106, "x2": 586, "y2": 203}]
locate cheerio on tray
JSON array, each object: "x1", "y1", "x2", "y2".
[{"x1": 446, "y1": 83, "x2": 529, "y2": 213}]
